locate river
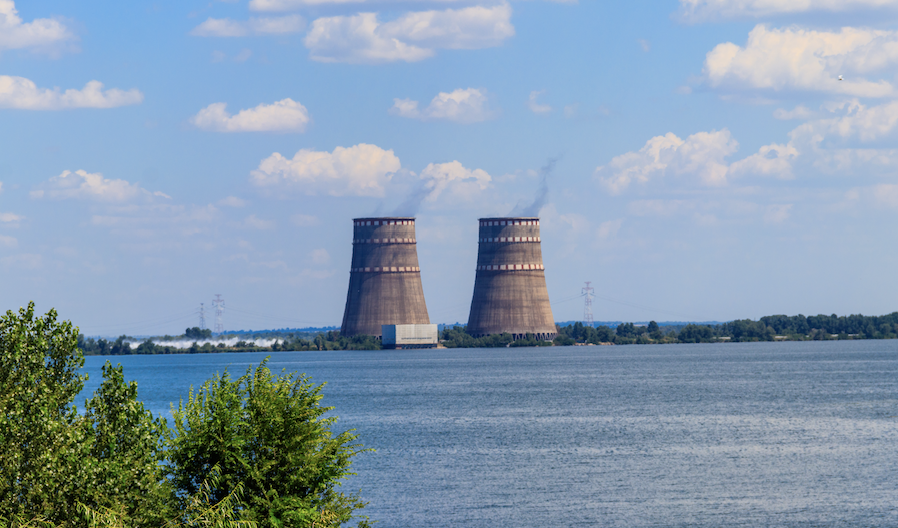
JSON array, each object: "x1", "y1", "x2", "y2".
[{"x1": 80, "y1": 340, "x2": 898, "y2": 527}]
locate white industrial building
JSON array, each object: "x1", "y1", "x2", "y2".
[{"x1": 381, "y1": 324, "x2": 439, "y2": 349}]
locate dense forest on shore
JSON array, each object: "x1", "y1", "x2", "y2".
[{"x1": 77, "y1": 311, "x2": 898, "y2": 355}]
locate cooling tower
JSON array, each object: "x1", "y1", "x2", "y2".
[
  {"x1": 466, "y1": 217, "x2": 556, "y2": 341},
  {"x1": 341, "y1": 217, "x2": 430, "y2": 337}
]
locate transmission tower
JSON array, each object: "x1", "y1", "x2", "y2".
[
  {"x1": 582, "y1": 281, "x2": 595, "y2": 327},
  {"x1": 212, "y1": 294, "x2": 225, "y2": 334},
  {"x1": 199, "y1": 303, "x2": 206, "y2": 330}
]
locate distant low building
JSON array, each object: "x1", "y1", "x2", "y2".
[{"x1": 382, "y1": 324, "x2": 439, "y2": 349}]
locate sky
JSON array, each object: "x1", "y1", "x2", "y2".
[{"x1": 2, "y1": 0, "x2": 898, "y2": 336}]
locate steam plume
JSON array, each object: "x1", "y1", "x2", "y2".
[{"x1": 509, "y1": 156, "x2": 559, "y2": 217}]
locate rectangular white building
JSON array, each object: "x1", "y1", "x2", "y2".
[{"x1": 381, "y1": 324, "x2": 439, "y2": 349}]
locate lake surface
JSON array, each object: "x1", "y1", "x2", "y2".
[{"x1": 80, "y1": 341, "x2": 898, "y2": 527}]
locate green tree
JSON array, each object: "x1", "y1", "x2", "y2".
[
  {"x1": 167, "y1": 360, "x2": 370, "y2": 528},
  {"x1": 0, "y1": 303, "x2": 88, "y2": 523},
  {"x1": 0, "y1": 303, "x2": 170, "y2": 528}
]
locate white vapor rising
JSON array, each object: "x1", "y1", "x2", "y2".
[
  {"x1": 509, "y1": 157, "x2": 558, "y2": 216},
  {"x1": 131, "y1": 337, "x2": 284, "y2": 349}
]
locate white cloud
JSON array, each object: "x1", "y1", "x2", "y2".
[
  {"x1": 704, "y1": 25, "x2": 898, "y2": 97},
  {"x1": 790, "y1": 100, "x2": 898, "y2": 144},
  {"x1": 637, "y1": 39, "x2": 650, "y2": 52},
  {"x1": 872, "y1": 183, "x2": 898, "y2": 207},
  {"x1": 250, "y1": 143, "x2": 401, "y2": 196},
  {"x1": 773, "y1": 105, "x2": 817, "y2": 120},
  {"x1": 0, "y1": 235, "x2": 17, "y2": 248},
  {"x1": 190, "y1": 15, "x2": 305, "y2": 37},
  {"x1": 219, "y1": 196, "x2": 247, "y2": 207},
  {"x1": 305, "y1": 13, "x2": 432, "y2": 63},
  {"x1": 729, "y1": 143, "x2": 799, "y2": 179},
  {"x1": 31, "y1": 170, "x2": 168, "y2": 202},
  {"x1": 679, "y1": 0, "x2": 898, "y2": 21},
  {"x1": 0, "y1": 0, "x2": 75, "y2": 53},
  {"x1": 527, "y1": 90, "x2": 552, "y2": 114},
  {"x1": 191, "y1": 99, "x2": 310, "y2": 132},
  {"x1": 304, "y1": 4, "x2": 514, "y2": 63},
  {"x1": 595, "y1": 129, "x2": 738, "y2": 194},
  {"x1": 243, "y1": 214, "x2": 276, "y2": 229},
  {"x1": 0, "y1": 76, "x2": 143, "y2": 110},
  {"x1": 391, "y1": 88, "x2": 492, "y2": 123},
  {"x1": 418, "y1": 160, "x2": 492, "y2": 202},
  {"x1": 0, "y1": 212, "x2": 22, "y2": 222}
]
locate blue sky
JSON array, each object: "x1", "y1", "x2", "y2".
[{"x1": 2, "y1": 0, "x2": 898, "y2": 335}]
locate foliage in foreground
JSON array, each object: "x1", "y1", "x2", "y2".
[
  {"x1": 0, "y1": 302, "x2": 370, "y2": 528},
  {"x1": 168, "y1": 360, "x2": 370, "y2": 528}
]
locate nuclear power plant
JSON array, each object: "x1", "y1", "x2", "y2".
[
  {"x1": 466, "y1": 217, "x2": 556, "y2": 341},
  {"x1": 340, "y1": 217, "x2": 431, "y2": 338}
]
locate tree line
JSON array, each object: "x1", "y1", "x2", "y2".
[
  {"x1": 1, "y1": 303, "x2": 371, "y2": 528},
  {"x1": 77, "y1": 312, "x2": 898, "y2": 355}
]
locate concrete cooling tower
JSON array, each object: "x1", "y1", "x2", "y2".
[
  {"x1": 341, "y1": 217, "x2": 430, "y2": 337},
  {"x1": 466, "y1": 217, "x2": 556, "y2": 341}
]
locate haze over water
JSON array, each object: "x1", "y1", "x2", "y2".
[{"x1": 81, "y1": 341, "x2": 898, "y2": 527}]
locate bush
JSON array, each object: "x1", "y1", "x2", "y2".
[
  {"x1": 0, "y1": 303, "x2": 371, "y2": 528},
  {"x1": 167, "y1": 360, "x2": 371, "y2": 528}
]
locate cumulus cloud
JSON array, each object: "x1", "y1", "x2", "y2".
[
  {"x1": 0, "y1": 235, "x2": 17, "y2": 248},
  {"x1": 190, "y1": 99, "x2": 310, "y2": 132},
  {"x1": 250, "y1": 143, "x2": 401, "y2": 196},
  {"x1": 390, "y1": 88, "x2": 492, "y2": 123},
  {"x1": 790, "y1": 99, "x2": 898, "y2": 144},
  {"x1": 597, "y1": 98, "x2": 898, "y2": 193},
  {"x1": 30, "y1": 170, "x2": 169, "y2": 202},
  {"x1": 419, "y1": 161, "x2": 491, "y2": 201},
  {"x1": 0, "y1": 76, "x2": 143, "y2": 110},
  {"x1": 219, "y1": 196, "x2": 247, "y2": 207},
  {"x1": 527, "y1": 90, "x2": 552, "y2": 114},
  {"x1": 704, "y1": 25, "x2": 898, "y2": 97},
  {"x1": 595, "y1": 129, "x2": 738, "y2": 194},
  {"x1": 392, "y1": 160, "x2": 492, "y2": 214},
  {"x1": 0, "y1": 212, "x2": 22, "y2": 223},
  {"x1": 304, "y1": 4, "x2": 514, "y2": 63},
  {"x1": 728, "y1": 143, "x2": 799, "y2": 179},
  {"x1": 0, "y1": 0, "x2": 75, "y2": 53},
  {"x1": 190, "y1": 15, "x2": 305, "y2": 37},
  {"x1": 243, "y1": 214, "x2": 276, "y2": 229},
  {"x1": 773, "y1": 105, "x2": 817, "y2": 120},
  {"x1": 679, "y1": 0, "x2": 898, "y2": 21}
]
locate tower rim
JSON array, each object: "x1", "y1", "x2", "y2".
[
  {"x1": 353, "y1": 216, "x2": 416, "y2": 222},
  {"x1": 478, "y1": 216, "x2": 539, "y2": 221}
]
